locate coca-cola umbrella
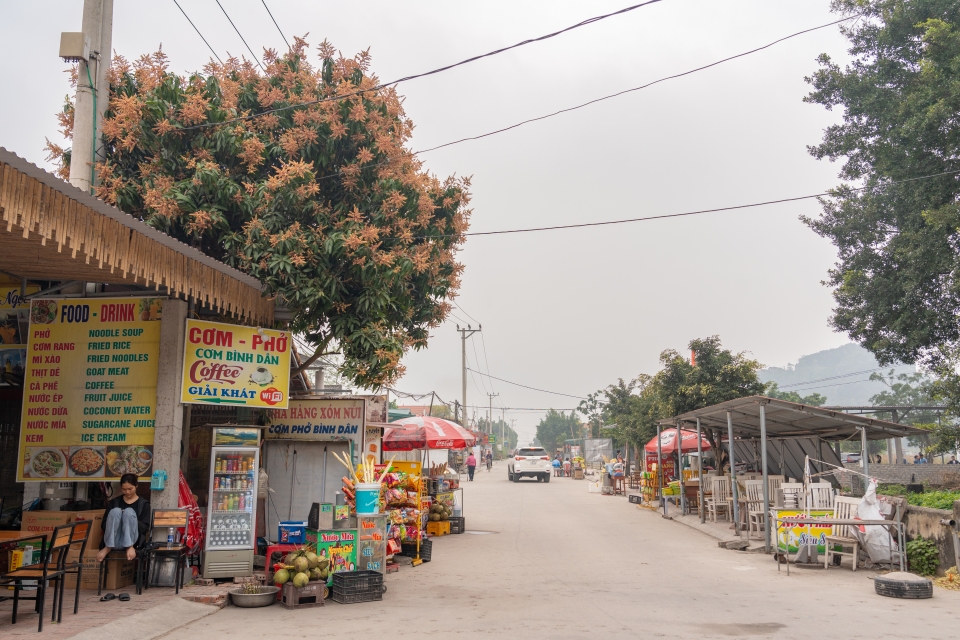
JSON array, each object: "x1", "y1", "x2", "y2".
[
  {"x1": 644, "y1": 429, "x2": 712, "y2": 455},
  {"x1": 383, "y1": 416, "x2": 477, "y2": 451}
]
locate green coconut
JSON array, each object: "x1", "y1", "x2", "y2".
[
  {"x1": 292, "y1": 572, "x2": 310, "y2": 588},
  {"x1": 293, "y1": 556, "x2": 310, "y2": 573},
  {"x1": 305, "y1": 552, "x2": 320, "y2": 569},
  {"x1": 285, "y1": 551, "x2": 300, "y2": 565},
  {"x1": 317, "y1": 558, "x2": 330, "y2": 571},
  {"x1": 274, "y1": 568, "x2": 291, "y2": 585}
]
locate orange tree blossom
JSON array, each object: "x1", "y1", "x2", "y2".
[{"x1": 47, "y1": 39, "x2": 471, "y2": 387}]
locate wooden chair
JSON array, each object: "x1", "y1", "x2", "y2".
[
  {"x1": 767, "y1": 475, "x2": 784, "y2": 502},
  {"x1": 706, "y1": 476, "x2": 732, "y2": 522},
  {"x1": 1, "y1": 523, "x2": 74, "y2": 632},
  {"x1": 143, "y1": 509, "x2": 190, "y2": 594},
  {"x1": 58, "y1": 518, "x2": 92, "y2": 617},
  {"x1": 824, "y1": 496, "x2": 861, "y2": 571},
  {"x1": 629, "y1": 471, "x2": 642, "y2": 490},
  {"x1": 809, "y1": 482, "x2": 835, "y2": 510},
  {"x1": 744, "y1": 481, "x2": 768, "y2": 539}
]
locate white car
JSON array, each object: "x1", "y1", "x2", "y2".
[{"x1": 508, "y1": 447, "x2": 552, "y2": 482}]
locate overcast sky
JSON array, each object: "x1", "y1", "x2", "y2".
[{"x1": 0, "y1": 0, "x2": 856, "y2": 445}]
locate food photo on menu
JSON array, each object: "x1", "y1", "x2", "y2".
[
  {"x1": 22, "y1": 447, "x2": 68, "y2": 479},
  {"x1": 105, "y1": 444, "x2": 154, "y2": 478}
]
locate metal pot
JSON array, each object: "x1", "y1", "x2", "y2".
[{"x1": 228, "y1": 585, "x2": 279, "y2": 608}]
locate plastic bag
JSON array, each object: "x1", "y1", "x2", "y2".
[{"x1": 855, "y1": 479, "x2": 899, "y2": 564}]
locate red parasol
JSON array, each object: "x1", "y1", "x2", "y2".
[
  {"x1": 383, "y1": 416, "x2": 477, "y2": 451},
  {"x1": 178, "y1": 470, "x2": 205, "y2": 554},
  {"x1": 644, "y1": 429, "x2": 712, "y2": 455}
]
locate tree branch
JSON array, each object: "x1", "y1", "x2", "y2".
[{"x1": 292, "y1": 335, "x2": 334, "y2": 377}]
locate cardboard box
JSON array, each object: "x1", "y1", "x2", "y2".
[
  {"x1": 63, "y1": 557, "x2": 100, "y2": 590},
  {"x1": 102, "y1": 559, "x2": 136, "y2": 590},
  {"x1": 20, "y1": 511, "x2": 74, "y2": 539}
]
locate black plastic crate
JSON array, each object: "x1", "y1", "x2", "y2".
[
  {"x1": 331, "y1": 570, "x2": 384, "y2": 604},
  {"x1": 449, "y1": 516, "x2": 465, "y2": 534},
  {"x1": 399, "y1": 539, "x2": 432, "y2": 562}
]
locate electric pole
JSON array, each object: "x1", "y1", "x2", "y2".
[
  {"x1": 487, "y1": 393, "x2": 498, "y2": 435},
  {"x1": 456, "y1": 325, "x2": 481, "y2": 427},
  {"x1": 65, "y1": 0, "x2": 114, "y2": 194}
]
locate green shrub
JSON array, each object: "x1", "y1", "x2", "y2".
[
  {"x1": 906, "y1": 536, "x2": 940, "y2": 577},
  {"x1": 877, "y1": 484, "x2": 908, "y2": 496},
  {"x1": 907, "y1": 490, "x2": 960, "y2": 510}
]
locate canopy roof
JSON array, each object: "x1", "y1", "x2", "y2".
[
  {"x1": 658, "y1": 396, "x2": 927, "y2": 441},
  {"x1": 0, "y1": 148, "x2": 272, "y2": 323}
]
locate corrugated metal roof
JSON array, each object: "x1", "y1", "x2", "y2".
[{"x1": 658, "y1": 395, "x2": 926, "y2": 441}]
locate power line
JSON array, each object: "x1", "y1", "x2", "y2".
[
  {"x1": 261, "y1": 0, "x2": 290, "y2": 49},
  {"x1": 417, "y1": 15, "x2": 857, "y2": 154},
  {"x1": 453, "y1": 304, "x2": 482, "y2": 328},
  {"x1": 173, "y1": 0, "x2": 223, "y2": 64},
  {"x1": 275, "y1": 13, "x2": 862, "y2": 185},
  {"x1": 180, "y1": 0, "x2": 665, "y2": 130},
  {"x1": 466, "y1": 368, "x2": 587, "y2": 399},
  {"x1": 786, "y1": 378, "x2": 878, "y2": 393},
  {"x1": 412, "y1": 169, "x2": 960, "y2": 239},
  {"x1": 215, "y1": 0, "x2": 266, "y2": 72},
  {"x1": 469, "y1": 336, "x2": 491, "y2": 396},
  {"x1": 772, "y1": 368, "x2": 886, "y2": 390}
]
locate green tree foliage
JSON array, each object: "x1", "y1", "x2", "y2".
[
  {"x1": 579, "y1": 336, "x2": 765, "y2": 464},
  {"x1": 763, "y1": 382, "x2": 827, "y2": 406},
  {"x1": 803, "y1": 1, "x2": 960, "y2": 373},
  {"x1": 535, "y1": 410, "x2": 581, "y2": 454},
  {"x1": 47, "y1": 42, "x2": 471, "y2": 387}
]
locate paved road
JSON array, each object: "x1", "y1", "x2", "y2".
[{"x1": 166, "y1": 462, "x2": 959, "y2": 639}]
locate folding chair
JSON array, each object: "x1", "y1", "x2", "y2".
[
  {"x1": 144, "y1": 509, "x2": 190, "y2": 594},
  {"x1": 1, "y1": 523, "x2": 74, "y2": 632}
]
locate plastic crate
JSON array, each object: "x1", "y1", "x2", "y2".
[
  {"x1": 426, "y1": 520, "x2": 450, "y2": 536},
  {"x1": 331, "y1": 570, "x2": 384, "y2": 604},
  {"x1": 449, "y1": 516, "x2": 465, "y2": 534},
  {"x1": 399, "y1": 539, "x2": 432, "y2": 562},
  {"x1": 628, "y1": 494, "x2": 642, "y2": 504}
]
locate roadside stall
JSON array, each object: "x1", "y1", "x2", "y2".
[
  {"x1": 643, "y1": 429, "x2": 712, "y2": 511},
  {"x1": 383, "y1": 417, "x2": 476, "y2": 552}
]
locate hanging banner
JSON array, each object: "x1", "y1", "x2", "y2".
[
  {"x1": 18, "y1": 297, "x2": 163, "y2": 481},
  {"x1": 181, "y1": 319, "x2": 291, "y2": 409},
  {"x1": 265, "y1": 398, "x2": 364, "y2": 443}
]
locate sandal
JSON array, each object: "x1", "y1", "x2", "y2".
[
  {"x1": 100, "y1": 593, "x2": 116, "y2": 601},
  {"x1": 118, "y1": 593, "x2": 131, "y2": 601}
]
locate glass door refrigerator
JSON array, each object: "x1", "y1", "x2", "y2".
[{"x1": 201, "y1": 428, "x2": 260, "y2": 579}]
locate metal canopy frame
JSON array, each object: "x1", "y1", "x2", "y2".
[{"x1": 659, "y1": 396, "x2": 927, "y2": 552}]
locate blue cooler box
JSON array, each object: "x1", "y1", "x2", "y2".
[{"x1": 278, "y1": 520, "x2": 307, "y2": 544}]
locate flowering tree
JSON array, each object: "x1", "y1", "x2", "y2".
[{"x1": 47, "y1": 40, "x2": 471, "y2": 387}]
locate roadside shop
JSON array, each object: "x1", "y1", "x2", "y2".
[{"x1": 0, "y1": 147, "x2": 275, "y2": 599}]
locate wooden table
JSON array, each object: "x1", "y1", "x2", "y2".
[{"x1": 774, "y1": 517, "x2": 904, "y2": 575}]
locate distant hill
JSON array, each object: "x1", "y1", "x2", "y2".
[{"x1": 758, "y1": 343, "x2": 914, "y2": 406}]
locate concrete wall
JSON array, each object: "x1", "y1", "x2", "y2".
[
  {"x1": 840, "y1": 463, "x2": 960, "y2": 488},
  {"x1": 900, "y1": 501, "x2": 960, "y2": 576}
]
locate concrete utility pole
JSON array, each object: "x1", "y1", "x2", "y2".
[
  {"x1": 487, "y1": 393, "x2": 498, "y2": 434},
  {"x1": 456, "y1": 325, "x2": 481, "y2": 427},
  {"x1": 67, "y1": 0, "x2": 114, "y2": 193}
]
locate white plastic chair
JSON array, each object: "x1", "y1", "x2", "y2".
[
  {"x1": 706, "y1": 476, "x2": 731, "y2": 522},
  {"x1": 745, "y1": 480, "x2": 766, "y2": 540}
]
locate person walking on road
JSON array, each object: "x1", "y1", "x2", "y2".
[
  {"x1": 486, "y1": 451, "x2": 493, "y2": 471},
  {"x1": 466, "y1": 452, "x2": 477, "y2": 481}
]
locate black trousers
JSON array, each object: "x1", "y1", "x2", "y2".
[{"x1": 467, "y1": 465, "x2": 475, "y2": 480}]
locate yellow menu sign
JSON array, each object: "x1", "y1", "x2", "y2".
[
  {"x1": 181, "y1": 319, "x2": 291, "y2": 409},
  {"x1": 18, "y1": 298, "x2": 162, "y2": 481}
]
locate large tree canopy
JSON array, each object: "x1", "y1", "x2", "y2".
[
  {"x1": 47, "y1": 41, "x2": 471, "y2": 387},
  {"x1": 804, "y1": 0, "x2": 960, "y2": 370}
]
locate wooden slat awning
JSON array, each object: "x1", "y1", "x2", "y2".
[{"x1": 0, "y1": 148, "x2": 272, "y2": 324}]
